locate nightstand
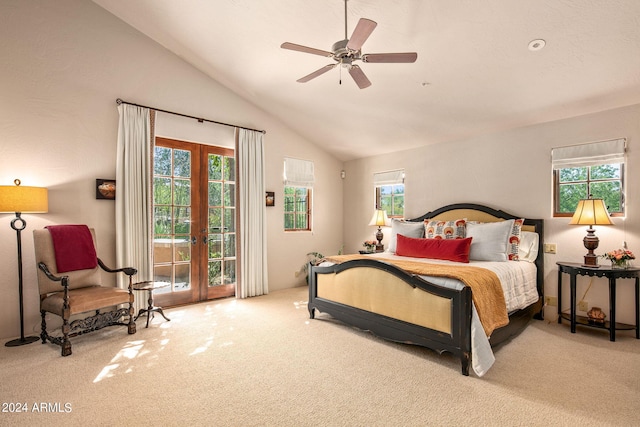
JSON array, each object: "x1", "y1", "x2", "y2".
[{"x1": 556, "y1": 262, "x2": 640, "y2": 341}]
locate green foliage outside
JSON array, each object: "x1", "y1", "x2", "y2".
[
  {"x1": 153, "y1": 147, "x2": 237, "y2": 288},
  {"x1": 379, "y1": 184, "x2": 404, "y2": 217},
  {"x1": 557, "y1": 164, "x2": 622, "y2": 214},
  {"x1": 284, "y1": 186, "x2": 310, "y2": 230}
]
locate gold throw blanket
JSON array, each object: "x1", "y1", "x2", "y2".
[{"x1": 323, "y1": 254, "x2": 508, "y2": 336}]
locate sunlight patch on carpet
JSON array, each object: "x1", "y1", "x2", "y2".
[{"x1": 93, "y1": 340, "x2": 145, "y2": 383}]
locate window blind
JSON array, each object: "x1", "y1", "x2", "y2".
[
  {"x1": 283, "y1": 157, "x2": 314, "y2": 186},
  {"x1": 551, "y1": 138, "x2": 626, "y2": 169},
  {"x1": 373, "y1": 169, "x2": 404, "y2": 185}
]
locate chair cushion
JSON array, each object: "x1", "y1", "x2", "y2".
[{"x1": 41, "y1": 286, "x2": 133, "y2": 316}]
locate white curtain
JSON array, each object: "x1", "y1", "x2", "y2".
[
  {"x1": 236, "y1": 128, "x2": 268, "y2": 298},
  {"x1": 116, "y1": 104, "x2": 154, "y2": 314}
]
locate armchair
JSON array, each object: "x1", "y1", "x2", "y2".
[{"x1": 33, "y1": 225, "x2": 136, "y2": 356}]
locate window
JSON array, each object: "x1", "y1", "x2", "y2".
[
  {"x1": 552, "y1": 139, "x2": 626, "y2": 217},
  {"x1": 374, "y1": 170, "x2": 404, "y2": 218},
  {"x1": 283, "y1": 157, "x2": 314, "y2": 231},
  {"x1": 284, "y1": 186, "x2": 311, "y2": 231}
]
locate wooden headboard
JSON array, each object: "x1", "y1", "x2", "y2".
[{"x1": 409, "y1": 203, "x2": 544, "y2": 315}]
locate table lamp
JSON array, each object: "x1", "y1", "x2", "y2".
[
  {"x1": 369, "y1": 209, "x2": 390, "y2": 251},
  {"x1": 0, "y1": 179, "x2": 48, "y2": 346},
  {"x1": 569, "y1": 197, "x2": 613, "y2": 267}
]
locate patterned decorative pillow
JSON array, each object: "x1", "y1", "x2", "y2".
[
  {"x1": 424, "y1": 219, "x2": 466, "y2": 239},
  {"x1": 507, "y1": 218, "x2": 525, "y2": 261}
]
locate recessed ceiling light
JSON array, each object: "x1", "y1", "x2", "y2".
[{"x1": 528, "y1": 39, "x2": 546, "y2": 51}]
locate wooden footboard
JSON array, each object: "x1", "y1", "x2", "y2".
[
  {"x1": 308, "y1": 259, "x2": 473, "y2": 375},
  {"x1": 308, "y1": 203, "x2": 545, "y2": 376}
]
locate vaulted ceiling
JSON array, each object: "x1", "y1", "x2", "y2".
[{"x1": 93, "y1": 0, "x2": 640, "y2": 161}]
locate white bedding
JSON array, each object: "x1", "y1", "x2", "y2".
[{"x1": 319, "y1": 252, "x2": 539, "y2": 377}]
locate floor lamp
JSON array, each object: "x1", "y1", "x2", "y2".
[{"x1": 0, "y1": 179, "x2": 48, "y2": 347}]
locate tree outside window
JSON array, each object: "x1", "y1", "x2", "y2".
[
  {"x1": 373, "y1": 169, "x2": 404, "y2": 218},
  {"x1": 376, "y1": 184, "x2": 404, "y2": 218},
  {"x1": 284, "y1": 186, "x2": 311, "y2": 231},
  {"x1": 554, "y1": 163, "x2": 624, "y2": 217}
]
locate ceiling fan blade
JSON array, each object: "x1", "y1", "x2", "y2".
[
  {"x1": 297, "y1": 64, "x2": 337, "y2": 83},
  {"x1": 346, "y1": 18, "x2": 377, "y2": 51},
  {"x1": 281, "y1": 42, "x2": 333, "y2": 57},
  {"x1": 362, "y1": 52, "x2": 418, "y2": 63},
  {"x1": 348, "y1": 65, "x2": 371, "y2": 89}
]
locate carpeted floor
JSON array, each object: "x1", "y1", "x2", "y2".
[{"x1": 1, "y1": 286, "x2": 638, "y2": 426}]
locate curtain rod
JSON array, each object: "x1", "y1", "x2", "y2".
[{"x1": 116, "y1": 98, "x2": 266, "y2": 134}]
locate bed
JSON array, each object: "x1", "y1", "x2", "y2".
[{"x1": 307, "y1": 203, "x2": 544, "y2": 376}]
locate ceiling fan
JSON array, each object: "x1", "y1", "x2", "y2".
[{"x1": 280, "y1": 0, "x2": 417, "y2": 89}]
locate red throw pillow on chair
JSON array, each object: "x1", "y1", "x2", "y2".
[{"x1": 45, "y1": 225, "x2": 98, "y2": 272}]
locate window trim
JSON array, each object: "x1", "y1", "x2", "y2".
[
  {"x1": 374, "y1": 184, "x2": 404, "y2": 219},
  {"x1": 374, "y1": 169, "x2": 405, "y2": 219},
  {"x1": 553, "y1": 163, "x2": 625, "y2": 218},
  {"x1": 284, "y1": 186, "x2": 312, "y2": 232},
  {"x1": 552, "y1": 139, "x2": 626, "y2": 218}
]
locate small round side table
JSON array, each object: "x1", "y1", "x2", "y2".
[{"x1": 132, "y1": 281, "x2": 171, "y2": 328}]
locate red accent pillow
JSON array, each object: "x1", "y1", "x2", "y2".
[{"x1": 395, "y1": 234, "x2": 472, "y2": 263}]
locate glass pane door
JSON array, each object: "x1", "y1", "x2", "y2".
[
  {"x1": 152, "y1": 138, "x2": 235, "y2": 307},
  {"x1": 205, "y1": 148, "x2": 236, "y2": 299}
]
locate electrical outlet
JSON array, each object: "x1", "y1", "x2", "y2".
[
  {"x1": 545, "y1": 296, "x2": 557, "y2": 307},
  {"x1": 544, "y1": 243, "x2": 557, "y2": 254},
  {"x1": 578, "y1": 300, "x2": 588, "y2": 312}
]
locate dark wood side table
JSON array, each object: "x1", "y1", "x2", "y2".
[
  {"x1": 557, "y1": 262, "x2": 640, "y2": 341},
  {"x1": 132, "y1": 281, "x2": 171, "y2": 328}
]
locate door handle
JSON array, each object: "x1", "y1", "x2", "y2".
[
  {"x1": 191, "y1": 236, "x2": 197, "y2": 245},
  {"x1": 203, "y1": 235, "x2": 208, "y2": 245}
]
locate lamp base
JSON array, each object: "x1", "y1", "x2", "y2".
[
  {"x1": 582, "y1": 256, "x2": 600, "y2": 268},
  {"x1": 5, "y1": 335, "x2": 39, "y2": 347},
  {"x1": 581, "y1": 228, "x2": 600, "y2": 268},
  {"x1": 375, "y1": 227, "x2": 384, "y2": 245}
]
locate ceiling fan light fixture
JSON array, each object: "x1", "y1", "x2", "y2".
[{"x1": 280, "y1": 0, "x2": 417, "y2": 89}]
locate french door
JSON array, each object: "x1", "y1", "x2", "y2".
[{"x1": 152, "y1": 137, "x2": 236, "y2": 307}]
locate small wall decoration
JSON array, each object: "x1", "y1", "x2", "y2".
[
  {"x1": 96, "y1": 179, "x2": 116, "y2": 200},
  {"x1": 266, "y1": 191, "x2": 275, "y2": 207}
]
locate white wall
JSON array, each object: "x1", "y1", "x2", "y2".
[
  {"x1": 0, "y1": 0, "x2": 343, "y2": 340},
  {"x1": 344, "y1": 104, "x2": 640, "y2": 325},
  {"x1": 3, "y1": 0, "x2": 637, "y2": 342}
]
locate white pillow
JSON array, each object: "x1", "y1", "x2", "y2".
[
  {"x1": 518, "y1": 231, "x2": 539, "y2": 263},
  {"x1": 387, "y1": 219, "x2": 425, "y2": 253},
  {"x1": 466, "y1": 219, "x2": 515, "y2": 262}
]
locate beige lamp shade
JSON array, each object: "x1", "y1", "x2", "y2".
[
  {"x1": 369, "y1": 209, "x2": 390, "y2": 227},
  {"x1": 569, "y1": 198, "x2": 613, "y2": 226},
  {"x1": 569, "y1": 198, "x2": 613, "y2": 267},
  {"x1": 0, "y1": 180, "x2": 48, "y2": 213}
]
